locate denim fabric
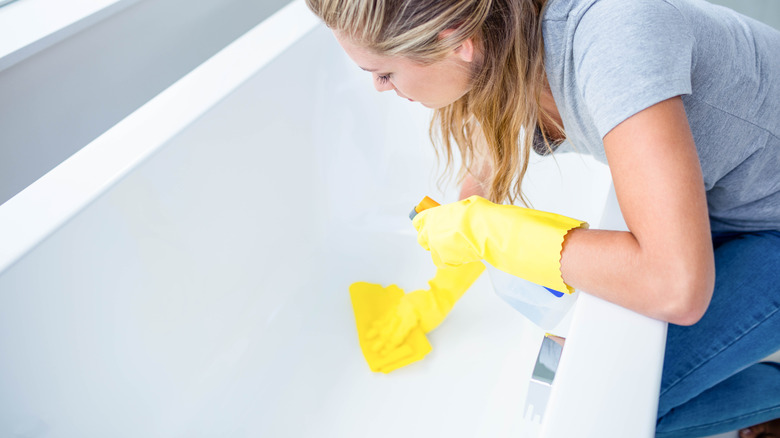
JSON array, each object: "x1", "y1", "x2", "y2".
[{"x1": 655, "y1": 230, "x2": 780, "y2": 437}]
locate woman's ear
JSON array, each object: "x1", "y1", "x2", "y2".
[
  {"x1": 439, "y1": 29, "x2": 476, "y2": 63},
  {"x1": 455, "y1": 37, "x2": 476, "y2": 63}
]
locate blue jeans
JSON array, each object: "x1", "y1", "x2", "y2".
[{"x1": 655, "y1": 230, "x2": 780, "y2": 437}]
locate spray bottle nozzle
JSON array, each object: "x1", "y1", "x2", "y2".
[{"x1": 409, "y1": 196, "x2": 440, "y2": 220}]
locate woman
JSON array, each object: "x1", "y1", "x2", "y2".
[{"x1": 306, "y1": 0, "x2": 780, "y2": 436}]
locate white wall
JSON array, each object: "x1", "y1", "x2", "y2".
[
  {"x1": 0, "y1": 0, "x2": 289, "y2": 205},
  {"x1": 708, "y1": 0, "x2": 780, "y2": 30}
]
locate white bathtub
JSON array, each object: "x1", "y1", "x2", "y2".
[{"x1": 0, "y1": 2, "x2": 666, "y2": 436}]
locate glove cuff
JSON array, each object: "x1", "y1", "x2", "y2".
[{"x1": 474, "y1": 202, "x2": 587, "y2": 294}]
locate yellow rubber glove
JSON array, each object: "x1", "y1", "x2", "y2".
[
  {"x1": 349, "y1": 283, "x2": 432, "y2": 373},
  {"x1": 349, "y1": 261, "x2": 485, "y2": 373},
  {"x1": 412, "y1": 195, "x2": 588, "y2": 294},
  {"x1": 367, "y1": 262, "x2": 485, "y2": 352}
]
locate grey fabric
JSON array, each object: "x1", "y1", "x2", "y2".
[{"x1": 542, "y1": 0, "x2": 780, "y2": 232}]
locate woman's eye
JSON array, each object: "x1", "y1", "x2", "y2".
[{"x1": 376, "y1": 74, "x2": 391, "y2": 84}]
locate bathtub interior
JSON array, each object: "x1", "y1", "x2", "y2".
[{"x1": 0, "y1": 17, "x2": 613, "y2": 438}]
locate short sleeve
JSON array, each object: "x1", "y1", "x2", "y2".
[{"x1": 572, "y1": 0, "x2": 695, "y2": 138}]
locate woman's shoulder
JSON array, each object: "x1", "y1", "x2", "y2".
[
  {"x1": 543, "y1": 0, "x2": 697, "y2": 142},
  {"x1": 543, "y1": 0, "x2": 692, "y2": 63},
  {"x1": 544, "y1": 0, "x2": 687, "y2": 26}
]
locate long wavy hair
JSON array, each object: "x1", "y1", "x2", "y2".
[{"x1": 305, "y1": 0, "x2": 557, "y2": 205}]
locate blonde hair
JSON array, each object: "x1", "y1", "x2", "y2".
[{"x1": 306, "y1": 0, "x2": 558, "y2": 205}]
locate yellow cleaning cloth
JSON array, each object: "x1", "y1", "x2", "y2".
[{"x1": 349, "y1": 283, "x2": 432, "y2": 373}]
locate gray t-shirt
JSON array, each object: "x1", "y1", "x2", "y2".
[{"x1": 542, "y1": 0, "x2": 780, "y2": 232}]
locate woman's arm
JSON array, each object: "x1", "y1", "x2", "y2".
[
  {"x1": 459, "y1": 126, "x2": 493, "y2": 199},
  {"x1": 560, "y1": 96, "x2": 715, "y2": 325},
  {"x1": 460, "y1": 172, "x2": 487, "y2": 199}
]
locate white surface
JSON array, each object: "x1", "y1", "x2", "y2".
[
  {"x1": 0, "y1": 0, "x2": 290, "y2": 206},
  {"x1": 0, "y1": 0, "x2": 137, "y2": 71},
  {"x1": 0, "y1": 3, "x2": 539, "y2": 435},
  {"x1": 0, "y1": 1, "x2": 665, "y2": 436},
  {"x1": 0, "y1": 0, "x2": 318, "y2": 274}
]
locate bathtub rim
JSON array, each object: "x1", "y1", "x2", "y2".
[
  {"x1": 0, "y1": 0, "x2": 318, "y2": 275},
  {"x1": 0, "y1": 0, "x2": 141, "y2": 73}
]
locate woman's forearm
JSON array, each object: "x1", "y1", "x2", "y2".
[
  {"x1": 559, "y1": 220, "x2": 713, "y2": 326},
  {"x1": 459, "y1": 173, "x2": 486, "y2": 199},
  {"x1": 560, "y1": 228, "x2": 661, "y2": 319}
]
